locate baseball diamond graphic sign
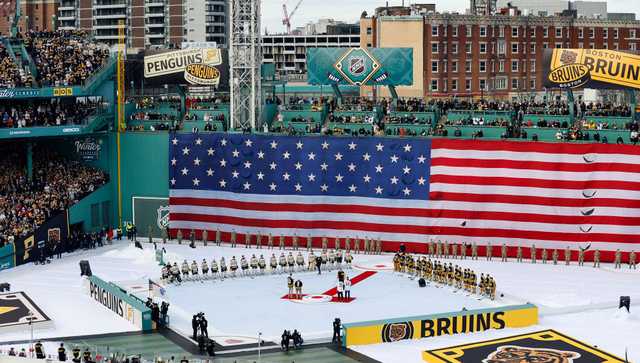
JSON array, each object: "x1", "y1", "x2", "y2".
[
  {"x1": 0, "y1": 292, "x2": 51, "y2": 330},
  {"x1": 307, "y1": 48, "x2": 413, "y2": 86},
  {"x1": 422, "y1": 330, "x2": 625, "y2": 363}
]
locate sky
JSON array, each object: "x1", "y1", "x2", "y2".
[{"x1": 262, "y1": 0, "x2": 640, "y2": 34}]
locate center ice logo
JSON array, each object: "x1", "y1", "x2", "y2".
[
  {"x1": 483, "y1": 345, "x2": 581, "y2": 363},
  {"x1": 156, "y1": 206, "x2": 170, "y2": 230}
]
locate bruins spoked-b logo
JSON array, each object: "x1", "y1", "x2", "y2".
[
  {"x1": 483, "y1": 345, "x2": 581, "y2": 363},
  {"x1": 382, "y1": 322, "x2": 414, "y2": 342}
]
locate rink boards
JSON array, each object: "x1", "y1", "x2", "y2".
[{"x1": 342, "y1": 303, "x2": 538, "y2": 347}]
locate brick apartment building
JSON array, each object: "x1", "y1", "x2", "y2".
[{"x1": 360, "y1": 5, "x2": 640, "y2": 99}]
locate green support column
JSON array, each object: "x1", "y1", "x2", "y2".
[
  {"x1": 26, "y1": 143, "x2": 33, "y2": 182},
  {"x1": 628, "y1": 89, "x2": 636, "y2": 120},
  {"x1": 566, "y1": 89, "x2": 575, "y2": 123}
]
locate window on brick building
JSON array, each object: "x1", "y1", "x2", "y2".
[
  {"x1": 452, "y1": 27, "x2": 458, "y2": 37},
  {"x1": 465, "y1": 43, "x2": 471, "y2": 53},
  {"x1": 432, "y1": 61, "x2": 438, "y2": 72},
  {"x1": 479, "y1": 79, "x2": 486, "y2": 90},
  {"x1": 499, "y1": 26, "x2": 504, "y2": 37},
  {"x1": 452, "y1": 43, "x2": 458, "y2": 53},
  {"x1": 530, "y1": 43, "x2": 535, "y2": 52},
  {"x1": 530, "y1": 78, "x2": 536, "y2": 90},
  {"x1": 452, "y1": 61, "x2": 458, "y2": 72},
  {"x1": 614, "y1": 28, "x2": 619, "y2": 39},
  {"x1": 603, "y1": 29, "x2": 608, "y2": 38},
  {"x1": 479, "y1": 60, "x2": 486, "y2": 72},
  {"x1": 543, "y1": 27, "x2": 548, "y2": 37},
  {"x1": 555, "y1": 27, "x2": 562, "y2": 37},
  {"x1": 511, "y1": 78, "x2": 519, "y2": 90},
  {"x1": 480, "y1": 42, "x2": 486, "y2": 53},
  {"x1": 511, "y1": 60, "x2": 518, "y2": 72},
  {"x1": 480, "y1": 26, "x2": 486, "y2": 37},
  {"x1": 452, "y1": 79, "x2": 458, "y2": 91},
  {"x1": 465, "y1": 60, "x2": 472, "y2": 72},
  {"x1": 512, "y1": 27, "x2": 518, "y2": 37},
  {"x1": 496, "y1": 77, "x2": 507, "y2": 90},
  {"x1": 589, "y1": 28, "x2": 594, "y2": 38},
  {"x1": 431, "y1": 79, "x2": 438, "y2": 91},
  {"x1": 466, "y1": 25, "x2": 471, "y2": 37},
  {"x1": 465, "y1": 79, "x2": 471, "y2": 90},
  {"x1": 432, "y1": 26, "x2": 438, "y2": 36},
  {"x1": 511, "y1": 43, "x2": 518, "y2": 54},
  {"x1": 432, "y1": 42, "x2": 438, "y2": 53},
  {"x1": 498, "y1": 60, "x2": 504, "y2": 72},
  {"x1": 578, "y1": 28, "x2": 583, "y2": 38}
]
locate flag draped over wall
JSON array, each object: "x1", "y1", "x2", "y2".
[{"x1": 169, "y1": 133, "x2": 640, "y2": 259}]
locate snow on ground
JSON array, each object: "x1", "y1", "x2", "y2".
[{"x1": 2, "y1": 240, "x2": 640, "y2": 362}]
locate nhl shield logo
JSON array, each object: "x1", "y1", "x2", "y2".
[
  {"x1": 382, "y1": 322, "x2": 414, "y2": 342},
  {"x1": 156, "y1": 206, "x2": 170, "y2": 229},
  {"x1": 349, "y1": 56, "x2": 366, "y2": 76}
]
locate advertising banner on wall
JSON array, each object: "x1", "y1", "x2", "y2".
[
  {"x1": 307, "y1": 48, "x2": 413, "y2": 86},
  {"x1": 126, "y1": 48, "x2": 229, "y2": 90},
  {"x1": 74, "y1": 137, "x2": 102, "y2": 161},
  {"x1": 543, "y1": 48, "x2": 640, "y2": 90},
  {"x1": 12, "y1": 212, "x2": 69, "y2": 266}
]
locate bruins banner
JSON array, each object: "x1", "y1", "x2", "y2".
[
  {"x1": 422, "y1": 329, "x2": 625, "y2": 363},
  {"x1": 341, "y1": 303, "x2": 538, "y2": 346},
  {"x1": 12, "y1": 212, "x2": 68, "y2": 265},
  {"x1": 543, "y1": 48, "x2": 640, "y2": 90}
]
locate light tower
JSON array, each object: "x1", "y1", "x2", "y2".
[{"x1": 230, "y1": 0, "x2": 262, "y2": 130}]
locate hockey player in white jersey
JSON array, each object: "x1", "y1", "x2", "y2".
[{"x1": 295, "y1": 252, "x2": 305, "y2": 272}]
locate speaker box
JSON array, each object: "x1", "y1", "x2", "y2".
[
  {"x1": 418, "y1": 278, "x2": 426, "y2": 287},
  {"x1": 79, "y1": 260, "x2": 92, "y2": 277},
  {"x1": 620, "y1": 296, "x2": 631, "y2": 312}
]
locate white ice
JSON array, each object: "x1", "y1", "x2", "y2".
[{"x1": 2, "y1": 240, "x2": 639, "y2": 363}]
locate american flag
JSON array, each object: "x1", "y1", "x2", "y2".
[{"x1": 169, "y1": 133, "x2": 640, "y2": 260}]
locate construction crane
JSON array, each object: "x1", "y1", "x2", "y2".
[{"x1": 282, "y1": 0, "x2": 303, "y2": 34}]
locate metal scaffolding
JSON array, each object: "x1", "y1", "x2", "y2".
[{"x1": 230, "y1": 0, "x2": 262, "y2": 130}]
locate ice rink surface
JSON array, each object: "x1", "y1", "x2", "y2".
[{"x1": 2, "y1": 240, "x2": 639, "y2": 362}]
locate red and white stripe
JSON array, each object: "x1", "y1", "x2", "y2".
[
  {"x1": 427, "y1": 139, "x2": 640, "y2": 252},
  {"x1": 170, "y1": 139, "x2": 640, "y2": 257}
]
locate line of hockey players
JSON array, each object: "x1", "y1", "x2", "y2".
[
  {"x1": 161, "y1": 249, "x2": 354, "y2": 284},
  {"x1": 394, "y1": 252, "x2": 497, "y2": 300},
  {"x1": 424, "y1": 240, "x2": 637, "y2": 269},
  {"x1": 172, "y1": 229, "x2": 384, "y2": 255}
]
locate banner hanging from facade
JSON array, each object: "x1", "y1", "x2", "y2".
[
  {"x1": 126, "y1": 48, "x2": 229, "y2": 90},
  {"x1": 543, "y1": 48, "x2": 640, "y2": 90},
  {"x1": 12, "y1": 212, "x2": 69, "y2": 266},
  {"x1": 307, "y1": 48, "x2": 413, "y2": 86}
]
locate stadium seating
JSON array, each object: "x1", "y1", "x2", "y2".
[{"x1": 0, "y1": 146, "x2": 108, "y2": 247}]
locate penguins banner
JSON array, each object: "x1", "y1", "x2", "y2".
[
  {"x1": 126, "y1": 48, "x2": 229, "y2": 90},
  {"x1": 543, "y1": 48, "x2": 640, "y2": 90}
]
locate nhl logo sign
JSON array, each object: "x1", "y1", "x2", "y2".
[
  {"x1": 381, "y1": 322, "x2": 414, "y2": 342},
  {"x1": 349, "y1": 56, "x2": 366, "y2": 76},
  {"x1": 156, "y1": 206, "x2": 170, "y2": 230}
]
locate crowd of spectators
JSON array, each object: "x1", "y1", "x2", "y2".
[
  {"x1": 0, "y1": 145, "x2": 108, "y2": 247},
  {"x1": 24, "y1": 30, "x2": 110, "y2": 87},
  {"x1": 580, "y1": 101, "x2": 631, "y2": 117},
  {"x1": 0, "y1": 43, "x2": 32, "y2": 88},
  {"x1": 0, "y1": 99, "x2": 99, "y2": 128}
]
